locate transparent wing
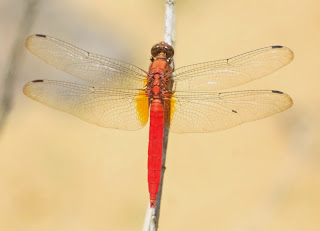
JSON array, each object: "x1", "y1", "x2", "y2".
[
  {"x1": 23, "y1": 80, "x2": 149, "y2": 130},
  {"x1": 170, "y1": 90, "x2": 293, "y2": 133},
  {"x1": 173, "y1": 46, "x2": 293, "y2": 91},
  {"x1": 26, "y1": 34, "x2": 147, "y2": 88}
]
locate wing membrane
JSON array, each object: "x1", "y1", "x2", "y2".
[
  {"x1": 170, "y1": 90, "x2": 293, "y2": 133},
  {"x1": 173, "y1": 46, "x2": 293, "y2": 91},
  {"x1": 26, "y1": 34, "x2": 147, "y2": 88},
  {"x1": 23, "y1": 80, "x2": 149, "y2": 130}
]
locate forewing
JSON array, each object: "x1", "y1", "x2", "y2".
[
  {"x1": 26, "y1": 34, "x2": 147, "y2": 88},
  {"x1": 170, "y1": 90, "x2": 293, "y2": 133},
  {"x1": 173, "y1": 46, "x2": 293, "y2": 91},
  {"x1": 23, "y1": 80, "x2": 149, "y2": 130}
]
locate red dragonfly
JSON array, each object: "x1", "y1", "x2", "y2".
[{"x1": 23, "y1": 34, "x2": 293, "y2": 207}]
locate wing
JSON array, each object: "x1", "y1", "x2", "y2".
[
  {"x1": 23, "y1": 80, "x2": 149, "y2": 130},
  {"x1": 173, "y1": 46, "x2": 293, "y2": 91},
  {"x1": 25, "y1": 34, "x2": 147, "y2": 88},
  {"x1": 170, "y1": 90, "x2": 292, "y2": 133}
]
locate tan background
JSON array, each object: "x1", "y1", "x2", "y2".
[{"x1": 0, "y1": 0, "x2": 319, "y2": 230}]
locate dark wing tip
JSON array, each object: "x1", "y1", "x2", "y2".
[
  {"x1": 271, "y1": 45, "x2": 294, "y2": 63},
  {"x1": 271, "y1": 90, "x2": 294, "y2": 109},
  {"x1": 272, "y1": 45, "x2": 284, "y2": 49},
  {"x1": 23, "y1": 80, "x2": 45, "y2": 98},
  {"x1": 35, "y1": 34, "x2": 47, "y2": 38},
  {"x1": 272, "y1": 90, "x2": 284, "y2": 94},
  {"x1": 25, "y1": 34, "x2": 48, "y2": 49}
]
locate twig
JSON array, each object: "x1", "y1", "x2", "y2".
[
  {"x1": 163, "y1": 0, "x2": 176, "y2": 46},
  {"x1": 0, "y1": 0, "x2": 40, "y2": 135},
  {"x1": 143, "y1": 1, "x2": 175, "y2": 230},
  {"x1": 143, "y1": 204, "x2": 155, "y2": 231}
]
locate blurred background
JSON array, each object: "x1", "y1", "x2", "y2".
[{"x1": 0, "y1": 0, "x2": 319, "y2": 230}]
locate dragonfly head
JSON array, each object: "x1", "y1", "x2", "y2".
[{"x1": 151, "y1": 42, "x2": 174, "y2": 59}]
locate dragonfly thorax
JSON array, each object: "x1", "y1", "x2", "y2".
[{"x1": 146, "y1": 59, "x2": 173, "y2": 101}]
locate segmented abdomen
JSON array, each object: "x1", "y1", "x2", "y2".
[{"x1": 148, "y1": 99, "x2": 164, "y2": 207}]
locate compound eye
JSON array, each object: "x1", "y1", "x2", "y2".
[
  {"x1": 151, "y1": 45, "x2": 160, "y2": 57},
  {"x1": 151, "y1": 42, "x2": 174, "y2": 58}
]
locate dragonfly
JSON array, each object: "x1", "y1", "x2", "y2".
[{"x1": 23, "y1": 34, "x2": 293, "y2": 207}]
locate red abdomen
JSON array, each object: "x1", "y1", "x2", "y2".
[{"x1": 148, "y1": 99, "x2": 164, "y2": 207}]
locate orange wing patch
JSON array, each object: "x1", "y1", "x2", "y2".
[
  {"x1": 169, "y1": 94, "x2": 177, "y2": 125},
  {"x1": 135, "y1": 90, "x2": 149, "y2": 126}
]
